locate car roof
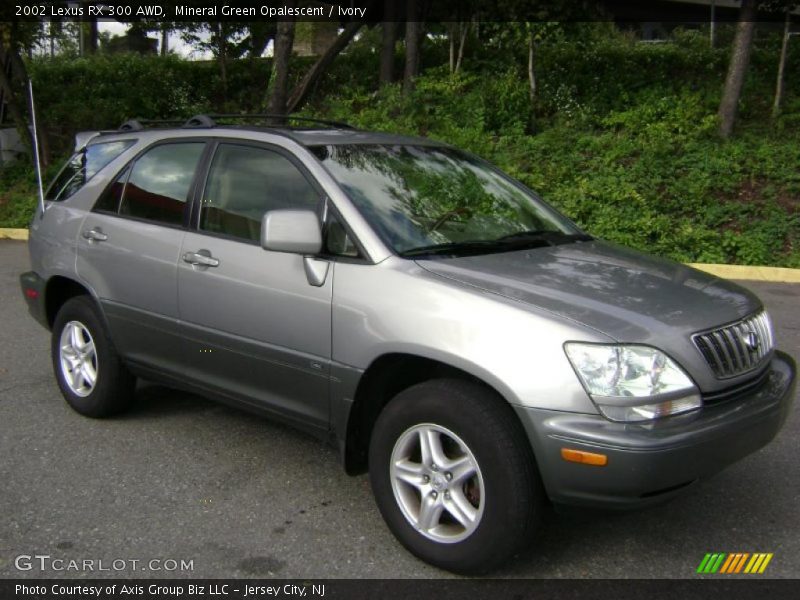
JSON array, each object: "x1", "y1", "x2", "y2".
[{"x1": 84, "y1": 125, "x2": 446, "y2": 150}]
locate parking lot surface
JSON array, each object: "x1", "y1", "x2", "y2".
[{"x1": 1, "y1": 239, "x2": 798, "y2": 579}]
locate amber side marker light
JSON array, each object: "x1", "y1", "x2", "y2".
[{"x1": 561, "y1": 448, "x2": 608, "y2": 466}]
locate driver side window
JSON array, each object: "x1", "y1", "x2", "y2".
[{"x1": 200, "y1": 143, "x2": 319, "y2": 242}]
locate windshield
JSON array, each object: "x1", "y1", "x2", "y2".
[{"x1": 309, "y1": 144, "x2": 586, "y2": 257}]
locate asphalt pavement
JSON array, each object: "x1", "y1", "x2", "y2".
[{"x1": 1, "y1": 239, "x2": 798, "y2": 579}]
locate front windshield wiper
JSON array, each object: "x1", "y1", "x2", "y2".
[
  {"x1": 398, "y1": 239, "x2": 536, "y2": 258},
  {"x1": 398, "y1": 231, "x2": 593, "y2": 258},
  {"x1": 497, "y1": 230, "x2": 593, "y2": 244}
]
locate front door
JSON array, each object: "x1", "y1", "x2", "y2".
[{"x1": 176, "y1": 141, "x2": 332, "y2": 430}]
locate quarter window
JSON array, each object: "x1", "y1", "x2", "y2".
[
  {"x1": 324, "y1": 212, "x2": 359, "y2": 258},
  {"x1": 45, "y1": 140, "x2": 135, "y2": 202},
  {"x1": 93, "y1": 167, "x2": 130, "y2": 214},
  {"x1": 119, "y1": 143, "x2": 205, "y2": 226},
  {"x1": 200, "y1": 144, "x2": 320, "y2": 242}
]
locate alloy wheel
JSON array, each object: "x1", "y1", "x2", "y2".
[
  {"x1": 59, "y1": 320, "x2": 98, "y2": 397},
  {"x1": 390, "y1": 423, "x2": 485, "y2": 544}
]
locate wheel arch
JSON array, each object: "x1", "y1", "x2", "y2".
[
  {"x1": 44, "y1": 275, "x2": 99, "y2": 329},
  {"x1": 342, "y1": 351, "x2": 524, "y2": 475}
]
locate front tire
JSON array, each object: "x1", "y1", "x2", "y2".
[
  {"x1": 369, "y1": 379, "x2": 543, "y2": 574},
  {"x1": 51, "y1": 296, "x2": 135, "y2": 417}
]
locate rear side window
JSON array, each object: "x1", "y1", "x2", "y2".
[
  {"x1": 45, "y1": 140, "x2": 135, "y2": 201},
  {"x1": 118, "y1": 142, "x2": 205, "y2": 226}
]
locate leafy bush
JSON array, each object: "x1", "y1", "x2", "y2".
[
  {"x1": 3, "y1": 30, "x2": 798, "y2": 267},
  {"x1": 311, "y1": 33, "x2": 799, "y2": 267},
  {"x1": 0, "y1": 158, "x2": 64, "y2": 228}
]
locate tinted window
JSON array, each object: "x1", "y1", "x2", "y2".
[
  {"x1": 45, "y1": 140, "x2": 135, "y2": 201},
  {"x1": 93, "y1": 167, "x2": 130, "y2": 213},
  {"x1": 324, "y1": 212, "x2": 359, "y2": 258},
  {"x1": 200, "y1": 144, "x2": 319, "y2": 242},
  {"x1": 119, "y1": 143, "x2": 204, "y2": 226},
  {"x1": 309, "y1": 144, "x2": 580, "y2": 255}
]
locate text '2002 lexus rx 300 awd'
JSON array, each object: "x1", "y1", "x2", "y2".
[{"x1": 20, "y1": 115, "x2": 796, "y2": 574}]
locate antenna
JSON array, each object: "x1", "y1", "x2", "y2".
[{"x1": 28, "y1": 79, "x2": 46, "y2": 218}]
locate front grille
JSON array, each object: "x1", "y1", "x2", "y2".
[{"x1": 692, "y1": 311, "x2": 774, "y2": 379}]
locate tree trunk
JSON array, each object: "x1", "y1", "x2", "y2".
[
  {"x1": 216, "y1": 22, "x2": 229, "y2": 103},
  {"x1": 0, "y1": 53, "x2": 31, "y2": 154},
  {"x1": 448, "y1": 23, "x2": 455, "y2": 73},
  {"x1": 0, "y1": 43, "x2": 50, "y2": 168},
  {"x1": 379, "y1": 0, "x2": 398, "y2": 85},
  {"x1": 88, "y1": 18, "x2": 98, "y2": 54},
  {"x1": 718, "y1": 0, "x2": 757, "y2": 139},
  {"x1": 78, "y1": 2, "x2": 96, "y2": 55},
  {"x1": 266, "y1": 17, "x2": 296, "y2": 116},
  {"x1": 772, "y1": 11, "x2": 791, "y2": 119},
  {"x1": 9, "y1": 48, "x2": 49, "y2": 166},
  {"x1": 160, "y1": 26, "x2": 169, "y2": 56},
  {"x1": 287, "y1": 22, "x2": 363, "y2": 113},
  {"x1": 454, "y1": 22, "x2": 468, "y2": 74},
  {"x1": 527, "y1": 31, "x2": 536, "y2": 105},
  {"x1": 709, "y1": 0, "x2": 716, "y2": 48},
  {"x1": 403, "y1": 1, "x2": 422, "y2": 95}
]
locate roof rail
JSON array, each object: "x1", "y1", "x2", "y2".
[
  {"x1": 183, "y1": 115, "x2": 216, "y2": 128},
  {"x1": 118, "y1": 118, "x2": 187, "y2": 132},
  {"x1": 183, "y1": 113, "x2": 356, "y2": 130}
]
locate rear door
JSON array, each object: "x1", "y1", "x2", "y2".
[
  {"x1": 175, "y1": 140, "x2": 332, "y2": 430},
  {"x1": 77, "y1": 140, "x2": 207, "y2": 373}
]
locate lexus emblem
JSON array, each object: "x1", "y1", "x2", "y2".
[{"x1": 743, "y1": 330, "x2": 760, "y2": 351}]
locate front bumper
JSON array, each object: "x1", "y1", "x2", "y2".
[
  {"x1": 515, "y1": 350, "x2": 796, "y2": 509},
  {"x1": 19, "y1": 271, "x2": 48, "y2": 329}
]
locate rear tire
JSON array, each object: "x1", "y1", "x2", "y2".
[
  {"x1": 51, "y1": 296, "x2": 135, "y2": 417},
  {"x1": 368, "y1": 379, "x2": 543, "y2": 574}
]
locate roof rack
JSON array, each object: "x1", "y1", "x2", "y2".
[
  {"x1": 118, "y1": 118, "x2": 187, "y2": 132},
  {"x1": 117, "y1": 114, "x2": 355, "y2": 133},
  {"x1": 182, "y1": 113, "x2": 356, "y2": 130}
]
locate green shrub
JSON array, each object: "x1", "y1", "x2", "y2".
[{"x1": 3, "y1": 31, "x2": 797, "y2": 267}]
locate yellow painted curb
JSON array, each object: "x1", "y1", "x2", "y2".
[
  {"x1": 0, "y1": 228, "x2": 797, "y2": 283},
  {"x1": 0, "y1": 228, "x2": 28, "y2": 240},
  {"x1": 687, "y1": 263, "x2": 800, "y2": 283}
]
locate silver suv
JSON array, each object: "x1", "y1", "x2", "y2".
[{"x1": 20, "y1": 115, "x2": 796, "y2": 574}]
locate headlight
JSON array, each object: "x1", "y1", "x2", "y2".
[{"x1": 564, "y1": 343, "x2": 701, "y2": 422}]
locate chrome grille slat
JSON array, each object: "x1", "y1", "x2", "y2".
[
  {"x1": 731, "y1": 323, "x2": 750, "y2": 369},
  {"x1": 712, "y1": 331, "x2": 735, "y2": 375},
  {"x1": 721, "y1": 327, "x2": 743, "y2": 371},
  {"x1": 750, "y1": 320, "x2": 763, "y2": 364},
  {"x1": 704, "y1": 334, "x2": 728, "y2": 376},
  {"x1": 755, "y1": 313, "x2": 771, "y2": 362},
  {"x1": 692, "y1": 311, "x2": 775, "y2": 379}
]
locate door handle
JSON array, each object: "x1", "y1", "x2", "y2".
[
  {"x1": 82, "y1": 228, "x2": 108, "y2": 242},
  {"x1": 182, "y1": 251, "x2": 220, "y2": 268}
]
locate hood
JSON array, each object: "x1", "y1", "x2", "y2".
[{"x1": 417, "y1": 240, "x2": 762, "y2": 390}]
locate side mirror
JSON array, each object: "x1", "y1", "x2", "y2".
[{"x1": 261, "y1": 209, "x2": 322, "y2": 255}]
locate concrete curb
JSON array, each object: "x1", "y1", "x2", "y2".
[
  {"x1": 686, "y1": 263, "x2": 800, "y2": 283},
  {"x1": 0, "y1": 228, "x2": 28, "y2": 241},
  {"x1": 1, "y1": 228, "x2": 798, "y2": 283}
]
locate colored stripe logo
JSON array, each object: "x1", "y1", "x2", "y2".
[{"x1": 696, "y1": 553, "x2": 773, "y2": 574}]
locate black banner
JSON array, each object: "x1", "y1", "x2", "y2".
[
  {"x1": 2, "y1": 0, "x2": 799, "y2": 24},
  {"x1": 2, "y1": 579, "x2": 800, "y2": 600}
]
